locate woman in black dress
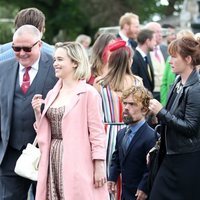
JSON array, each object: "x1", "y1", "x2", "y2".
[{"x1": 148, "y1": 36, "x2": 200, "y2": 200}]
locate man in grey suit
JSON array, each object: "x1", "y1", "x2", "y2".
[{"x1": 0, "y1": 25, "x2": 57, "y2": 200}]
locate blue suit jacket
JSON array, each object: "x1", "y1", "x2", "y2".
[{"x1": 108, "y1": 122, "x2": 156, "y2": 200}]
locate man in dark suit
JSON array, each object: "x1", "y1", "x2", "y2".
[
  {"x1": 0, "y1": 25, "x2": 57, "y2": 200},
  {"x1": 131, "y1": 29, "x2": 157, "y2": 93},
  {"x1": 108, "y1": 85, "x2": 156, "y2": 200}
]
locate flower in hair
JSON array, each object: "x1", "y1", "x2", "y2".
[{"x1": 108, "y1": 40, "x2": 126, "y2": 52}]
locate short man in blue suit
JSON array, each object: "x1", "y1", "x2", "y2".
[
  {"x1": 0, "y1": 25, "x2": 57, "y2": 200},
  {"x1": 108, "y1": 85, "x2": 156, "y2": 200}
]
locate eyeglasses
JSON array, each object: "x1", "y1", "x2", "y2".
[{"x1": 12, "y1": 41, "x2": 39, "y2": 52}]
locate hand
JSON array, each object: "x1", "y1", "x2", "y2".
[
  {"x1": 31, "y1": 94, "x2": 44, "y2": 115},
  {"x1": 107, "y1": 181, "x2": 117, "y2": 194},
  {"x1": 135, "y1": 189, "x2": 148, "y2": 200},
  {"x1": 149, "y1": 99, "x2": 163, "y2": 115},
  {"x1": 94, "y1": 160, "x2": 107, "y2": 188}
]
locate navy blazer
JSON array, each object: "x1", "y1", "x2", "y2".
[
  {"x1": 109, "y1": 122, "x2": 156, "y2": 200},
  {"x1": 131, "y1": 50, "x2": 154, "y2": 92},
  {"x1": 0, "y1": 52, "x2": 58, "y2": 165}
]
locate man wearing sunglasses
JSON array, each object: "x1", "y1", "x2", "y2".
[{"x1": 0, "y1": 24, "x2": 57, "y2": 200}]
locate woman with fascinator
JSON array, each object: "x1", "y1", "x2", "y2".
[
  {"x1": 148, "y1": 36, "x2": 200, "y2": 199},
  {"x1": 93, "y1": 40, "x2": 143, "y2": 200},
  {"x1": 88, "y1": 33, "x2": 116, "y2": 85}
]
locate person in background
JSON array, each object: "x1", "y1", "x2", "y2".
[
  {"x1": 108, "y1": 85, "x2": 156, "y2": 200},
  {"x1": 32, "y1": 41, "x2": 108, "y2": 200},
  {"x1": 131, "y1": 28, "x2": 157, "y2": 93},
  {"x1": 94, "y1": 40, "x2": 143, "y2": 200},
  {"x1": 149, "y1": 36, "x2": 200, "y2": 200},
  {"x1": 75, "y1": 34, "x2": 91, "y2": 49},
  {"x1": 161, "y1": 24, "x2": 176, "y2": 46},
  {"x1": 117, "y1": 12, "x2": 140, "y2": 50},
  {"x1": 145, "y1": 22, "x2": 168, "y2": 101},
  {"x1": 88, "y1": 33, "x2": 116, "y2": 85},
  {"x1": 0, "y1": 25, "x2": 57, "y2": 200},
  {"x1": 160, "y1": 29, "x2": 194, "y2": 106},
  {"x1": 0, "y1": 7, "x2": 54, "y2": 61}
]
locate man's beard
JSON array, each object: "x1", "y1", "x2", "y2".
[{"x1": 123, "y1": 112, "x2": 134, "y2": 125}]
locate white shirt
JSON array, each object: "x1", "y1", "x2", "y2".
[{"x1": 19, "y1": 58, "x2": 40, "y2": 86}]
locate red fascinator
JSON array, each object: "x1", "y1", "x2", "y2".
[
  {"x1": 108, "y1": 40, "x2": 126, "y2": 52},
  {"x1": 108, "y1": 39, "x2": 131, "y2": 57}
]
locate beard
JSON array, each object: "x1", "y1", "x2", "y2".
[{"x1": 123, "y1": 112, "x2": 134, "y2": 125}]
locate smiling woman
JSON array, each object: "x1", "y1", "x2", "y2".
[{"x1": 32, "y1": 41, "x2": 109, "y2": 200}]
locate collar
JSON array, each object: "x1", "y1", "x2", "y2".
[
  {"x1": 119, "y1": 31, "x2": 129, "y2": 42},
  {"x1": 136, "y1": 47, "x2": 147, "y2": 58},
  {"x1": 19, "y1": 57, "x2": 40, "y2": 72},
  {"x1": 129, "y1": 120, "x2": 145, "y2": 133}
]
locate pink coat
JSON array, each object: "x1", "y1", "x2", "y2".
[{"x1": 35, "y1": 80, "x2": 109, "y2": 200}]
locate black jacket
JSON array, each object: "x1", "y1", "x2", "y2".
[{"x1": 157, "y1": 70, "x2": 200, "y2": 154}]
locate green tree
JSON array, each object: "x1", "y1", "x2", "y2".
[{"x1": 0, "y1": 0, "x2": 184, "y2": 44}]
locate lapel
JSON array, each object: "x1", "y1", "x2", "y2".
[
  {"x1": 122, "y1": 122, "x2": 146, "y2": 161},
  {"x1": 34, "y1": 52, "x2": 52, "y2": 94},
  {"x1": 4, "y1": 61, "x2": 19, "y2": 119},
  {"x1": 0, "y1": 60, "x2": 19, "y2": 136},
  {"x1": 166, "y1": 70, "x2": 198, "y2": 113},
  {"x1": 40, "y1": 80, "x2": 87, "y2": 121}
]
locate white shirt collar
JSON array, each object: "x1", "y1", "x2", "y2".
[
  {"x1": 136, "y1": 46, "x2": 147, "y2": 58},
  {"x1": 119, "y1": 31, "x2": 129, "y2": 42}
]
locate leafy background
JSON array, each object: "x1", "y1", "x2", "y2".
[{"x1": 0, "y1": 0, "x2": 184, "y2": 44}]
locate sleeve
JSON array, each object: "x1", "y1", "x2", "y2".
[
  {"x1": 87, "y1": 87, "x2": 107, "y2": 160},
  {"x1": 157, "y1": 84, "x2": 200, "y2": 137},
  {"x1": 108, "y1": 132, "x2": 121, "y2": 182},
  {"x1": 137, "y1": 130, "x2": 157, "y2": 193}
]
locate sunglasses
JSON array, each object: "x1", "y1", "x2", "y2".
[{"x1": 12, "y1": 41, "x2": 39, "y2": 52}]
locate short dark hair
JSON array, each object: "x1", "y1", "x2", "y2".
[
  {"x1": 137, "y1": 29, "x2": 155, "y2": 45},
  {"x1": 14, "y1": 7, "x2": 45, "y2": 32}
]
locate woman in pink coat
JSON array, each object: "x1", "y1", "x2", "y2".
[{"x1": 32, "y1": 42, "x2": 108, "y2": 200}]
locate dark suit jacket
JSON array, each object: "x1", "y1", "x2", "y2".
[
  {"x1": 131, "y1": 50, "x2": 154, "y2": 92},
  {"x1": 0, "y1": 52, "x2": 57, "y2": 166},
  {"x1": 108, "y1": 122, "x2": 156, "y2": 200},
  {"x1": 116, "y1": 33, "x2": 137, "y2": 50}
]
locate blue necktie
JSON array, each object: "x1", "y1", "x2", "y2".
[{"x1": 122, "y1": 128, "x2": 132, "y2": 154}]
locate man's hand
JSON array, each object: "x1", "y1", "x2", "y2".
[
  {"x1": 135, "y1": 189, "x2": 148, "y2": 200},
  {"x1": 107, "y1": 181, "x2": 117, "y2": 194}
]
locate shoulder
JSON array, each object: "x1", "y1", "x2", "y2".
[
  {"x1": 93, "y1": 76, "x2": 103, "y2": 93},
  {"x1": 0, "y1": 57, "x2": 17, "y2": 70},
  {"x1": 40, "y1": 51, "x2": 53, "y2": 63},
  {"x1": 0, "y1": 42, "x2": 12, "y2": 53},
  {"x1": 141, "y1": 122, "x2": 155, "y2": 137},
  {"x1": 41, "y1": 41, "x2": 55, "y2": 56}
]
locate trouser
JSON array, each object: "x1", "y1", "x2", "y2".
[{"x1": 0, "y1": 145, "x2": 36, "y2": 200}]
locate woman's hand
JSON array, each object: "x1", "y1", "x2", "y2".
[
  {"x1": 31, "y1": 94, "x2": 44, "y2": 116},
  {"x1": 94, "y1": 160, "x2": 107, "y2": 188},
  {"x1": 149, "y1": 99, "x2": 163, "y2": 115}
]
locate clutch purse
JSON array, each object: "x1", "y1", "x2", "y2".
[{"x1": 14, "y1": 138, "x2": 41, "y2": 181}]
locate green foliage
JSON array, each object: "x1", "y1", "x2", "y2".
[{"x1": 0, "y1": 0, "x2": 184, "y2": 44}]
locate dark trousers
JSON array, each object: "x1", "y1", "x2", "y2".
[{"x1": 0, "y1": 145, "x2": 35, "y2": 200}]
